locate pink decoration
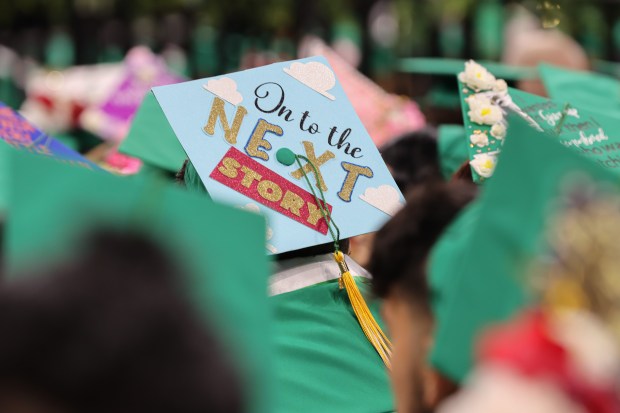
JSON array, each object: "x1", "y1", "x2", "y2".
[
  {"x1": 104, "y1": 150, "x2": 142, "y2": 175},
  {"x1": 210, "y1": 147, "x2": 332, "y2": 234},
  {"x1": 299, "y1": 36, "x2": 426, "y2": 147},
  {"x1": 80, "y1": 47, "x2": 183, "y2": 142}
]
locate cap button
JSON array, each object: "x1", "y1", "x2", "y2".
[{"x1": 276, "y1": 148, "x2": 296, "y2": 166}]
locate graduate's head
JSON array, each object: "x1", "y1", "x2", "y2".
[
  {"x1": 451, "y1": 161, "x2": 474, "y2": 183},
  {"x1": 347, "y1": 128, "x2": 442, "y2": 269},
  {"x1": 274, "y1": 239, "x2": 350, "y2": 261},
  {"x1": 369, "y1": 180, "x2": 477, "y2": 413},
  {"x1": 380, "y1": 128, "x2": 442, "y2": 193},
  {"x1": 0, "y1": 220, "x2": 3, "y2": 277},
  {"x1": 0, "y1": 229, "x2": 243, "y2": 413}
]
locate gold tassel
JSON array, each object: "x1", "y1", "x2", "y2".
[{"x1": 334, "y1": 251, "x2": 393, "y2": 369}]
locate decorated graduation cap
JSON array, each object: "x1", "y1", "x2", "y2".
[
  {"x1": 430, "y1": 112, "x2": 618, "y2": 383},
  {"x1": 4, "y1": 150, "x2": 272, "y2": 413},
  {"x1": 457, "y1": 60, "x2": 620, "y2": 183},
  {"x1": 148, "y1": 56, "x2": 402, "y2": 366},
  {"x1": 298, "y1": 36, "x2": 426, "y2": 147},
  {"x1": 0, "y1": 102, "x2": 99, "y2": 170},
  {"x1": 79, "y1": 47, "x2": 183, "y2": 143},
  {"x1": 0, "y1": 102, "x2": 100, "y2": 214},
  {"x1": 539, "y1": 63, "x2": 620, "y2": 121},
  {"x1": 151, "y1": 56, "x2": 403, "y2": 255}
]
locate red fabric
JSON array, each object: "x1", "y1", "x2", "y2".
[{"x1": 478, "y1": 310, "x2": 620, "y2": 413}]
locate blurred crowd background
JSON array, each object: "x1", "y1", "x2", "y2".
[
  {"x1": 1, "y1": 0, "x2": 619, "y2": 101},
  {"x1": 2, "y1": 1, "x2": 620, "y2": 412}
]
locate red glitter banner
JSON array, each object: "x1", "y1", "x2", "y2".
[{"x1": 210, "y1": 147, "x2": 332, "y2": 234}]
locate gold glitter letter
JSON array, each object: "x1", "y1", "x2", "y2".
[
  {"x1": 204, "y1": 97, "x2": 248, "y2": 145},
  {"x1": 240, "y1": 166, "x2": 262, "y2": 188},
  {"x1": 218, "y1": 157, "x2": 241, "y2": 178},
  {"x1": 257, "y1": 180, "x2": 283, "y2": 202},
  {"x1": 280, "y1": 190, "x2": 304, "y2": 217},
  {"x1": 245, "y1": 119, "x2": 283, "y2": 161},
  {"x1": 338, "y1": 162, "x2": 374, "y2": 202},
  {"x1": 291, "y1": 141, "x2": 335, "y2": 192},
  {"x1": 306, "y1": 202, "x2": 326, "y2": 226}
]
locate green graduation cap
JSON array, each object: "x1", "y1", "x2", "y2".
[
  {"x1": 539, "y1": 63, "x2": 620, "y2": 121},
  {"x1": 118, "y1": 93, "x2": 187, "y2": 172},
  {"x1": 428, "y1": 200, "x2": 481, "y2": 329},
  {"x1": 458, "y1": 60, "x2": 620, "y2": 183},
  {"x1": 429, "y1": 112, "x2": 617, "y2": 383},
  {"x1": 398, "y1": 58, "x2": 538, "y2": 81},
  {"x1": 5, "y1": 150, "x2": 272, "y2": 413},
  {"x1": 437, "y1": 124, "x2": 470, "y2": 180},
  {"x1": 398, "y1": 57, "x2": 537, "y2": 111},
  {"x1": 592, "y1": 59, "x2": 620, "y2": 79}
]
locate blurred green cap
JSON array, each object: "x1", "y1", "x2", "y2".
[
  {"x1": 398, "y1": 58, "x2": 538, "y2": 111},
  {"x1": 398, "y1": 58, "x2": 538, "y2": 81},
  {"x1": 430, "y1": 113, "x2": 616, "y2": 383},
  {"x1": 437, "y1": 124, "x2": 469, "y2": 179},
  {"x1": 539, "y1": 63, "x2": 620, "y2": 121},
  {"x1": 428, "y1": 200, "x2": 481, "y2": 327},
  {"x1": 5, "y1": 150, "x2": 272, "y2": 413},
  {"x1": 119, "y1": 92, "x2": 187, "y2": 172}
]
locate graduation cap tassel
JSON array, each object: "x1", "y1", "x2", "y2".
[
  {"x1": 289, "y1": 151, "x2": 393, "y2": 368},
  {"x1": 334, "y1": 250, "x2": 393, "y2": 369}
]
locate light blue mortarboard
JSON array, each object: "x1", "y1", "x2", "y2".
[{"x1": 149, "y1": 57, "x2": 404, "y2": 254}]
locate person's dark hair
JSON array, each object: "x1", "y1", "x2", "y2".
[
  {"x1": 0, "y1": 221, "x2": 3, "y2": 279},
  {"x1": 380, "y1": 128, "x2": 443, "y2": 192},
  {"x1": 451, "y1": 161, "x2": 474, "y2": 183},
  {"x1": 368, "y1": 181, "x2": 477, "y2": 312},
  {"x1": 275, "y1": 239, "x2": 350, "y2": 261},
  {"x1": 0, "y1": 230, "x2": 243, "y2": 413},
  {"x1": 175, "y1": 159, "x2": 190, "y2": 185}
]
